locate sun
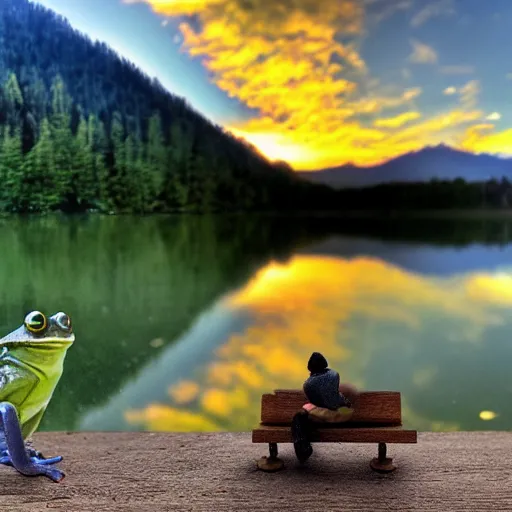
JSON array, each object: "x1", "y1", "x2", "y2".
[{"x1": 229, "y1": 128, "x2": 318, "y2": 169}]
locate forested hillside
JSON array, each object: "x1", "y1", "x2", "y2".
[{"x1": 0, "y1": 0, "x2": 329, "y2": 214}]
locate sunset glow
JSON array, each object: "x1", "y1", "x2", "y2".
[
  {"x1": 124, "y1": 255, "x2": 510, "y2": 432},
  {"x1": 121, "y1": 0, "x2": 512, "y2": 169},
  {"x1": 36, "y1": 0, "x2": 512, "y2": 170}
]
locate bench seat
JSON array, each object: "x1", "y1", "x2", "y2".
[{"x1": 252, "y1": 425, "x2": 417, "y2": 444}]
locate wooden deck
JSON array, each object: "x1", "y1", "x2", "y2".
[{"x1": 2, "y1": 431, "x2": 512, "y2": 511}]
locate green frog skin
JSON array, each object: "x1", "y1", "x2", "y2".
[{"x1": 0, "y1": 311, "x2": 74, "y2": 482}]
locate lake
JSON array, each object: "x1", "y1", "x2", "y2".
[{"x1": 1, "y1": 214, "x2": 511, "y2": 433}]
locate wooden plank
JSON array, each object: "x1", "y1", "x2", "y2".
[
  {"x1": 1, "y1": 432, "x2": 511, "y2": 511},
  {"x1": 261, "y1": 390, "x2": 402, "y2": 425},
  {"x1": 252, "y1": 425, "x2": 418, "y2": 444}
]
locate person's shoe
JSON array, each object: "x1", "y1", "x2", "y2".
[{"x1": 291, "y1": 411, "x2": 313, "y2": 463}]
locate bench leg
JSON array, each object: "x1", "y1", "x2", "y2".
[
  {"x1": 370, "y1": 442, "x2": 397, "y2": 473},
  {"x1": 256, "y1": 443, "x2": 285, "y2": 472}
]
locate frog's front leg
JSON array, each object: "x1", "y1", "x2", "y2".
[{"x1": 0, "y1": 402, "x2": 64, "y2": 482}]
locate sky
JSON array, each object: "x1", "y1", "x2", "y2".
[{"x1": 35, "y1": 0, "x2": 512, "y2": 171}]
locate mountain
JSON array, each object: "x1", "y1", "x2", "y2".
[
  {"x1": 0, "y1": 0, "x2": 330, "y2": 214},
  {"x1": 298, "y1": 145, "x2": 512, "y2": 189}
]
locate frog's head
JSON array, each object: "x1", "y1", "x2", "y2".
[{"x1": 0, "y1": 311, "x2": 75, "y2": 349}]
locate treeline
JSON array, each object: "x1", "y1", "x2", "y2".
[
  {"x1": 0, "y1": 72, "x2": 299, "y2": 213},
  {"x1": 0, "y1": 0, "x2": 323, "y2": 214},
  {"x1": 336, "y1": 177, "x2": 512, "y2": 211}
]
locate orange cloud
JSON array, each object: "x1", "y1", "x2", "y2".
[
  {"x1": 125, "y1": 0, "x2": 512, "y2": 168},
  {"x1": 168, "y1": 380, "x2": 200, "y2": 404},
  {"x1": 460, "y1": 124, "x2": 512, "y2": 155},
  {"x1": 373, "y1": 111, "x2": 421, "y2": 128},
  {"x1": 125, "y1": 255, "x2": 509, "y2": 432}
]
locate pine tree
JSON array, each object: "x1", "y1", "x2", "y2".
[
  {"x1": 187, "y1": 143, "x2": 204, "y2": 211},
  {"x1": 108, "y1": 111, "x2": 126, "y2": 208},
  {"x1": 26, "y1": 75, "x2": 48, "y2": 124},
  {"x1": 22, "y1": 118, "x2": 58, "y2": 212},
  {"x1": 134, "y1": 135, "x2": 153, "y2": 212},
  {"x1": 122, "y1": 134, "x2": 141, "y2": 212},
  {"x1": 0, "y1": 128, "x2": 24, "y2": 211},
  {"x1": 3, "y1": 73, "x2": 24, "y2": 132},
  {"x1": 146, "y1": 112, "x2": 166, "y2": 206},
  {"x1": 50, "y1": 75, "x2": 73, "y2": 205},
  {"x1": 72, "y1": 114, "x2": 97, "y2": 209},
  {"x1": 162, "y1": 122, "x2": 192, "y2": 209},
  {"x1": 93, "y1": 118, "x2": 110, "y2": 210}
]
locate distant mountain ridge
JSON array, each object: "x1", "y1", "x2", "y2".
[{"x1": 298, "y1": 145, "x2": 512, "y2": 189}]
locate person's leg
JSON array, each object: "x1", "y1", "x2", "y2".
[
  {"x1": 308, "y1": 406, "x2": 354, "y2": 423},
  {"x1": 291, "y1": 410, "x2": 313, "y2": 463}
]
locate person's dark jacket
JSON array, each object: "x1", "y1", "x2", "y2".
[{"x1": 303, "y1": 369, "x2": 348, "y2": 410}]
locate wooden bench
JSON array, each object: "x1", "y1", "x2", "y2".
[{"x1": 252, "y1": 389, "x2": 417, "y2": 473}]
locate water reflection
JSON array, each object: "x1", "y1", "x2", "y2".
[
  {"x1": 0, "y1": 214, "x2": 312, "y2": 431},
  {"x1": 3, "y1": 215, "x2": 512, "y2": 432},
  {"x1": 80, "y1": 254, "x2": 512, "y2": 432}
]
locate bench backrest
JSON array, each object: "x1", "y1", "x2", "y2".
[{"x1": 260, "y1": 389, "x2": 402, "y2": 426}]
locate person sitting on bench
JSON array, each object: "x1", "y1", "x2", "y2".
[{"x1": 292, "y1": 352, "x2": 359, "y2": 463}]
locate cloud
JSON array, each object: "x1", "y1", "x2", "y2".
[
  {"x1": 123, "y1": 0, "x2": 226, "y2": 16},
  {"x1": 347, "y1": 87, "x2": 422, "y2": 115},
  {"x1": 373, "y1": 111, "x2": 421, "y2": 128},
  {"x1": 442, "y1": 81, "x2": 480, "y2": 109},
  {"x1": 381, "y1": 109, "x2": 482, "y2": 149},
  {"x1": 365, "y1": 0, "x2": 413, "y2": 24},
  {"x1": 486, "y1": 112, "x2": 501, "y2": 121},
  {"x1": 125, "y1": 0, "x2": 512, "y2": 168},
  {"x1": 507, "y1": 73, "x2": 512, "y2": 80},
  {"x1": 409, "y1": 39, "x2": 438, "y2": 64},
  {"x1": 411, "y1": 0, "x2": 455, "y2": 27},
  {"x1": 460, "y1": 124, "x2": 512, "y2": 155},
  {"x1": 459, "y1": 80, "x2": 480, "y2": 108},
  {"x1": 439, "y1": 65, "x2": 475, "y2": 75}
]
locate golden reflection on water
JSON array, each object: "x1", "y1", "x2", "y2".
[
  {"x1": 125, "y1": 256, "x2": 510, "y2": 432},
  {"x1": 479, "y1": 410, "x2": 498, "y2": 421}
]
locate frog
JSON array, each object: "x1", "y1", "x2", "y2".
[{"x1": 0, "y1": 311, "x2": 74, "y2": 482}]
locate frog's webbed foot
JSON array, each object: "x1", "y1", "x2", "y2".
[
  {"x1": 27, "y1": 448, "x2": 63, "y2": 465},
  {"x1": 25, "y1": 440, "x2": 63, "y2": 465},
  {"x1": 1, "y1": 447, "x2": 63, "y2": 466},
  {"x1": 0, "y1": 403, "x2": 65, "y2": 482},
  {"x1": 0, "y1": 451, "x2": 64, "y2": 482}
]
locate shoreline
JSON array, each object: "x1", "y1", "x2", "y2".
[
  {"x1": 4, "y1": 431, "x2": 511, "y2": 511},
  {"x1": 2, "y1": 209, "x2": 512, "y2": 220}
]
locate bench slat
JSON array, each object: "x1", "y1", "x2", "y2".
[
  {"x1": 252, "y1": 426, "x2": 417, "y2": 444},
  {"x1": 261, "y1": 390, "x2": 402, "y2": 426}
]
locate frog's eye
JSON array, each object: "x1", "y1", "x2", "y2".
[
  {"x1": 24, "y1": 311, "x2": 47, "y2": 333},
  {"x1": 54, "y1": 312, "x2": 72, "y2": 332}
]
